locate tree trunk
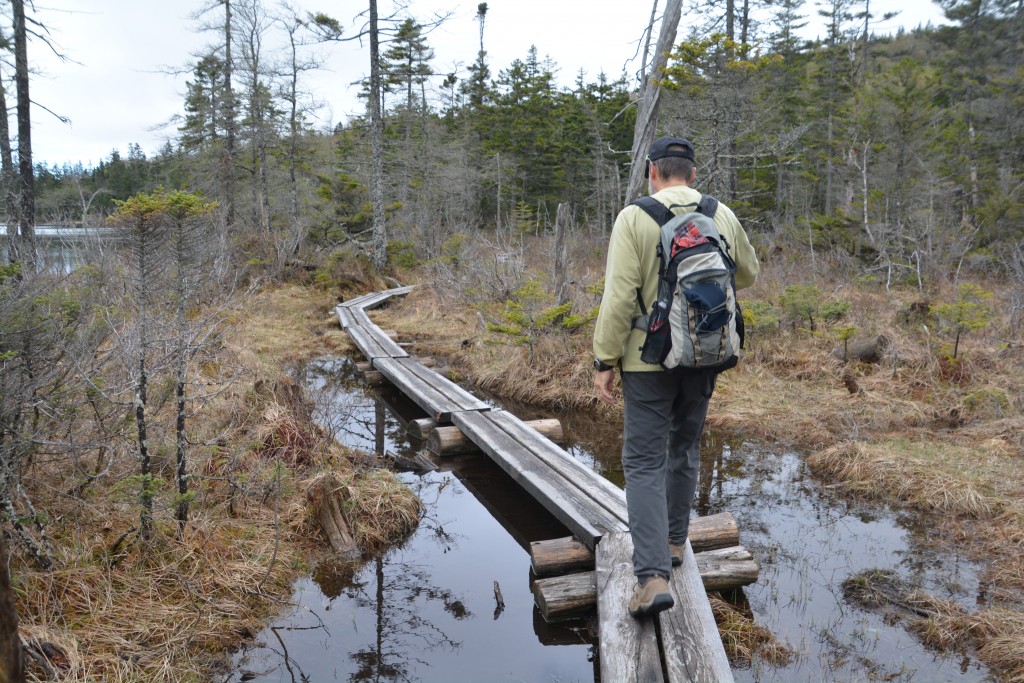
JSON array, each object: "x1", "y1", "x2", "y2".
[
  {"x1": 369, "y1": 0, "x2": 388, "y2": 270},
  {"x1": 13, "y1": 0, "x2": 35, "y2": 270},
  {"x1": 0, "y1": 80, "x2": 19, "y2": 263},
  {"x1": 625, "y1": 0, "x2": 683, "y2": 203},
  {"x1": 286, "y1": 28, "x2": 300, "y2": 223},
  {"x1": 134, "y1": 218, "x2": 154, "y2": 542},
  {"x1": 553, "y1": 203, "x2": 570, "y2": 305},
  {"x1": 308, "y1": 474, "x2": 360, "y2": 556},
  {"x1": 136, "y1": 367, "x2": 152, "y2": 541},
  {"x1": 223, "y1": 0, "x2": 237, "y2": 227},
  {"x1": 175, "y1": 354, "x2": 188, "y2": 532},
  {"x1": 0, "y1": 533, "x2": 23, "y2": 683}
]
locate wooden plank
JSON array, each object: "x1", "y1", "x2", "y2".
[
  {"x1": 486, "y1": 410, "x2": 629, "y2": 528},
  {"x1": 596, "y1": 532, "x2": 664, "y2": 683},
  {"x1": 373, "y1": 357, "x2": 462, "y2": 422},
  {"x1": 345, "y1": 324, "x2": 389, "y2": 360},
  {"x1": 335, "y1": 305, "x2": 355, "y2": 330},
  {"x1": 349, "y1": 308, "x2": 408, "y2": 358},
  {"x1": 452, "y1": 411, "x2": 617, "y2": 547},
  {"x1": 659, "y1": 540, "x2": 734, "y2": 683},
  {"x1": 361, "y1": 285, "x2": 414, "y2": 309},
  {"x1": 429, "y1": 419, "x2": 563, "y2": 457},
  {"x1": 340, "y1": 293, "x2": 375, "y2": 309},
  {"x1": 395, "y1": 357, "x2": 490, "y2": 412}
]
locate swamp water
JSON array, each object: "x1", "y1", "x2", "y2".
[{"x1": 228, "y1": 357, "x2": 994, "y2": 682}]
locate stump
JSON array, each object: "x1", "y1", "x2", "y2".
[{"x1": 308, "y1": 474, "x2": 359, "y2": 557}]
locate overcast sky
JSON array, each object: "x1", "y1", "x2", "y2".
[{"x1": 25, "y1": 0, "x2": 948, "y2": 168}]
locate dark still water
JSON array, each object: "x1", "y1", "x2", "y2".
[{"x1": 227, "y1": 357, "x2": 992, "y2": 683}]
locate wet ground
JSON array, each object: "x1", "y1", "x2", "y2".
[{"x1": 227, "y1": 357, "x2": 994, "y2": 682}]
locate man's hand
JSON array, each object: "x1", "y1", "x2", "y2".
[{"x1": 594, "y1": 369, "x2": 616, "y2": 404}]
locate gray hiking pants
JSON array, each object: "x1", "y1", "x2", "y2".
[{"x1": 621, "y1": 369, "x2": 714, "y2": 580}]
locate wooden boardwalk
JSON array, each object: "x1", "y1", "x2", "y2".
[{"x1": 336, "y1": 286, "x2": 735, "y2": 683}]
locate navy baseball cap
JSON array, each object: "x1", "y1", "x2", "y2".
[{"x1": 645, "y1": 136, "x2": 694, "y2": 177}]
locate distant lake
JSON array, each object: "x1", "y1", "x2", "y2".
[{"x1": 1, "y1": 225, "x2": 116, "y2": 272}]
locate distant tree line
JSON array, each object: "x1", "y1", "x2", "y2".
[{"x1": 11, "y1": 0, "x2": 1021, "y2": 284}]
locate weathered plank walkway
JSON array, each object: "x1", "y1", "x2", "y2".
[{"x1": 336, "y1": 286, "x2": 736, "y2": 683}]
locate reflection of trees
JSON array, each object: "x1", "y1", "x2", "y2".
[
  {"x1": 347, "y1": 554, "x2": 467, "y2": 682},
  {"x1": 697, "y1": 432, "x2": 726, "y2": 516},
  {"x1": 302, "y1": 356, "x2": 422, "y2": 458},
  {"x1": 405, "y1": 474, "x2": 463, "y2": 554}
]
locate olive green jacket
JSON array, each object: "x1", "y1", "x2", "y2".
[{"x1": 593, "y1": 185, "x2": 760, "y2": 372}]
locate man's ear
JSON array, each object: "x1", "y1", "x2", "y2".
[{"x1": 688, "y1": 167, "x2": 697, "y2": 184}]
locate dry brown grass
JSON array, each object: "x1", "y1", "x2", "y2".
[
  {"x1": 305, "y1": 469, "x2": 421, "y2": 553},
  {"x1": 374, "y1": 286, "x2": 600, "y2": 411},
  {"x1": 807, "y1": 440, "x2": 1017, "y2": 518},
  {"x1": 226, "y1": 284, "x2": 350, "y2": 375},
  {"x1": 15, "y1": 281, "x2": 423, "y2": 682},
  {"x1": 843, "y1": 569, "x2": 1024, "y2": 680},
  {"x1": 911, "y1": 603, "x2": 1024, "y2": 681},
  {"x1": 709, "y1": 594, "x2": 793, "y2": 667},
  {"x1": 19, "y1": 512, "x2": 303, "y2": 682}
]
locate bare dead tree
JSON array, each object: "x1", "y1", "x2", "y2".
[
  {"x1": 0, "y1": 75, "x2": 19, "y2": 258},
  {"x1": 12, "y1": 0, "x2": 35, "y2": 270},
  {"x1": 625, "y1": 0, "x2": 683, "y2": 203}
]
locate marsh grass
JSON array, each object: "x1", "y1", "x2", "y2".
[
  {"x1": 808, "y1": 440, "x2": 1009, "y2": 518},
  {"x1": 846, "y1": 569, "x2": 1024, "y2": 682},
  {"x1": 15, "y1": 283, "x2": 422, "y2": 681},
  {"x1": 709, "y1": 594, "x2": 794, "y2": 667}
]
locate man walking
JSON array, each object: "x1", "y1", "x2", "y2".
[{"x1": 593, "y1": 137, "x2": 759, "y2": 617}]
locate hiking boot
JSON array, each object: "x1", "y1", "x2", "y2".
[
  {"x1": 669, "y1": 541, "x2": 685, "y2": 567},
  {"x1": 628, "y1": 576, "x2": 674, "y2": 618}
]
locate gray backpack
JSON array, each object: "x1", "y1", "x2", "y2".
[{"x1": 631, "y1": 195, "x2": 743, "y2": 372}]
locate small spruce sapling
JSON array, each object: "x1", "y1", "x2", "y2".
[
  {"x1": 485, "y1": 278, "x2": 571, "y2": 362},
  {"x1": 780, "y1": 284, "x2": 822, "y2": 331},
  {"x1": 930, "y1": 283, "x2": 993, "y2": 360}
]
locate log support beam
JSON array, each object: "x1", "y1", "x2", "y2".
[
  {"x1": 428, "y1": 418, "x2": 564, "y2": 456},
  {"x1": 534, "y1": 546, "x2": 759, "y2": 622},
  {"x1": 530, "y1": 512, "x2": 740, "y2": 576}
]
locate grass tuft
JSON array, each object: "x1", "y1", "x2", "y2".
[{"x1": 709, "y1": 594, "x2": 793, "y2": 667}]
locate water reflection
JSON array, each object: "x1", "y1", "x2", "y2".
[
  {"x1": 230, "y1": 358, "x2": 596, "y2": 683},
  {"x1": 230, "y1": 356, "x2": 991, "y2": 683}
]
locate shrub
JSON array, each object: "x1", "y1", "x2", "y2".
[
  {"x1": 931, "y1": 283, "x2": 994, "y2": 360},
  {"x1": 780, "y1": 284, "x2": 822, "y2": 330}
]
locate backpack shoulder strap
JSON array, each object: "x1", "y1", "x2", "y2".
[
  {"x1": 631, "y1": 196, "x2": 675, "y2": 226},
  {"x1": 628, "y1": 196, "x2": 675, "y2": 327},
  {"x1": 634, "y1": 194, "x2": 718, "y2": 221},
  {"x1": 696, "y1": 194, "x2": 718, "y2": 218}
]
